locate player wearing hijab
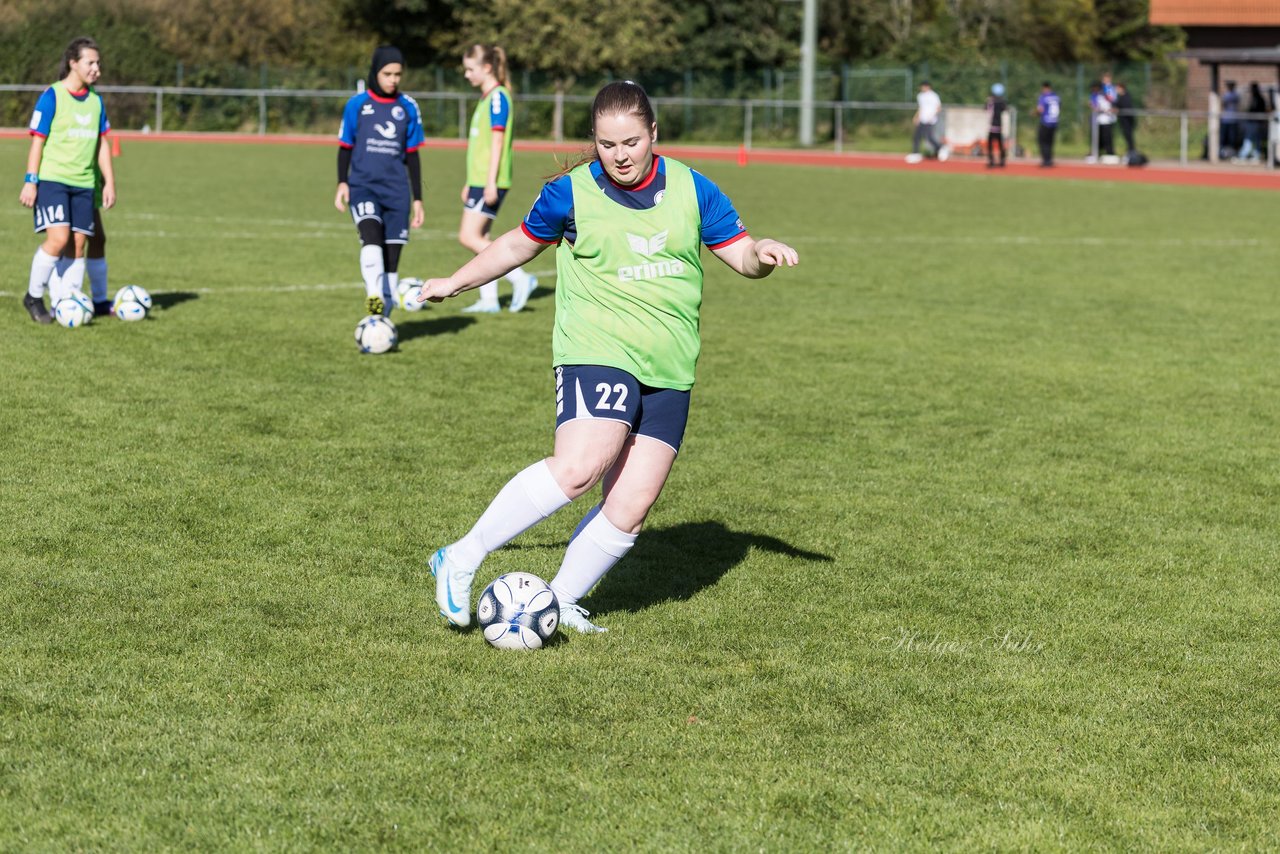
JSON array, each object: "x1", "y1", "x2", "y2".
[{"x1": 334, "y1": 45, "x2": 425, "y2": 317}]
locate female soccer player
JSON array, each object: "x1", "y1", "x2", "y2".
[
  {"x1": 420, "y1": 81, "x2": 799, "y2": 633},
  {"x1": 456, "y1": 44, "x2": 538, "y2": 314},
  {"x1": 334, "y1": 45, "x2": 425, "y2": 317},
  {"x1": 19, "y1": 36, "x2": 114, "y2": 324}
]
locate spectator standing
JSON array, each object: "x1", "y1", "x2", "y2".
[
  {"x1": 1036, "y1": 81, "x2": 1060, "y2": 167},
  {"x1": 985, "y1": 83, "x2": 1007, "y2": 168},
  {"x1": 906, "y1": 82, "x2": 947, "y2": 164},
  {"x1": 1089, "y1": 81, "x2": 1117, "y2": 160},
  {"x1": 1115, "y1": 82, "x2": 1137, "y2": 157},
  {"x1": 1220, "y1": 80, "x2": 1241, "y2": 157}
]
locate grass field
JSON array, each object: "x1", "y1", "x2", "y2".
[{"x1": 2, "y1": 138, "x2": 1279, "y2": 850}]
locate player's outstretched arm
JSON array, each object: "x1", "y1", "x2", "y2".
[
  {"x1": 420, "y1": 227, "x2": 547, "y2": 303},
  {"x1": 711, "y1": 236, "x2": 800, "y2": 279}
]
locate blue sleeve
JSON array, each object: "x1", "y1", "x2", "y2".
[
  {"x1": 490, "y1": 90, "x2": 511, "y2": 131},
  {"x1": 405, "y1": 96, "x2": 425, "y2": 152},
  {"x1": 521, "y1": 175, "x2": 573, "y2": 243},
  {"x1": 338, "y1": 95, "x2": 361, "y2": 146},
  {"x1": 692, "y1": 170, "x2": 746, "y2": 248},
  {"x1": 29, "y1": 88, "x2": 56, "y2": 136},
  {"x1": 98, "y1": 93, "x2": 110, "y2": 135}
]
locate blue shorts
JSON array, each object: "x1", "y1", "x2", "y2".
[
  {"x1": 349, "y1": 188, "x2": 410, "y2": 244},
  {"x1": 463, "y1": 186, "x2": 508, "y2": 220},
  {"x1": 34, "y1": 181, "x2": 95, "y2": 235},
  {"x1": 555, "y1": 365, "x2": 691, "y2": 454}
]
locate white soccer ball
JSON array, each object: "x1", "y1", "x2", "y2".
[
  {"x1": 396, "y1": 277, "x2": 424, "y2": 310},
  {"x1": 54, "y1": 292, "x2": 94, "y2": 328},
  {"x1": 114, "y1": 301, "x2": 147, "y2": 322},
  {"x1": 398, "y1": 283, "x2": 427, "y2": 312},
  {"x1": 354, "y1": 315, "x2": 397, "y2": 354},
  {"x1": 112, "y1": 284, "x2": 153, "y2": 314},
  {"x1": 476, "y1": 572, "x2": 560, "y2": 650}
]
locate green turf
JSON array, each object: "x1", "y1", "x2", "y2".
[{"x1": 2, "y1": 139, "x2": 1278, "y2": 850}]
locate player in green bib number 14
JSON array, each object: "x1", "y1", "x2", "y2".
[
  {"x1": 19, "y1": 37, "x2": 115, "y2": 324},
  {"x1": 420, "y1": 81, "x2": 799, "y2": 634}
]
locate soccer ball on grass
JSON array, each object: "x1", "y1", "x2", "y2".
[
  {"x1": 355, "y1": 315, "x2": 397, "y2": 354},
  {"x1": 54, "y1": 292, "x2": 94, "y2": 328},
  {"x1": 477, "y1": 572, "x2": 560, "y2": 650}
]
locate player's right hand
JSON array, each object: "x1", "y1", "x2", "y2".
[
  {"x1": 19, "y1": 183, "x2": 37, "y2": 208},
  {"x1": 419, "y1": 277, "x2": 454, "y2": 303},
  {"x1": 334, "y1": 182, "x2": 349, "y2": 212}
]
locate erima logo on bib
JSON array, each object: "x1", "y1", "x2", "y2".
[
  {"x1": 626, "y1": 231, "x2": 668, "y2": 256},
  {"x1": 618, "y1": 231, "x2": 681, "y2": 282},
  {"x1": 75, "y1": 113, "x2": 92, "y2": 126}
]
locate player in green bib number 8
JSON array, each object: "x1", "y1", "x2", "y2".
[{"x1": 420, "y1": 81, "x2": 799, "y2": 634}]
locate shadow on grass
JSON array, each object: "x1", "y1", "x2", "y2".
[
  {"x1": 586, "y1": 520, "x2": 834, "y2": 616},
  {"x1": 399, "y1": 314, "x2": 475, "y2": 343},
  {"x1": 152, "y1": 291, "x2": 200, "y2": 312}
]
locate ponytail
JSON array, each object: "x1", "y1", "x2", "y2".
[{"x1": 464, "y1": 44, "x2": 509, "y2": 89}]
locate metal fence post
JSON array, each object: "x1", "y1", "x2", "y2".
[
  {"x1": 1180, "y1": 111, "x2": 1188, "y2": 165},
  {"x1": 554, "y1": 89, "x2": 564, "y2": 143},
  {"x1": 744, "y1": 101, "x2": 753, "y2": 150},
  {"x1": 258, "y1": 91, "x2": 267, "y2": 135},
  {"x1": 834, "y1": 103, "x2": 843, "y2": 152},
  {"x1": 155, "y1": 88, "x2": 163, "y2": 133},
  {"x1": 458, "y1": 96, "x2": 466, "y2": 140}
]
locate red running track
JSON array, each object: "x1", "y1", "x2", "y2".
[{"x1": 4, "y1": 128, "x2": 1278, "y2": 192}]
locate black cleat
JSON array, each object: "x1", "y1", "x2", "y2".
[
  {"x1": 23, "y1": 293, "x2": 53, "y2": 324},
  {"x1": 93, "y1": 300, "x2": 114, "y2": 317}
]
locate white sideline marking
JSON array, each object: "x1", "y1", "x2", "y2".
[{"x1": 0, "y1": 271, "x2": 556, "y2": 300}]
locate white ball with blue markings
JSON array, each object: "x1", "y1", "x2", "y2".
[
  {"x1": 54, "y1": 292, "x2": 94, "y2": 328},
  {"x1": 114, "y1": 300, "x2": 147, "y2": 322},
  {"x1": 112, "y1": 284, "x2": 152, "y2": 315},
  {"x1": 396, "y1": 277, "x2": 426, "y2": 312},
  {"x1": 477, "y1": 572, "x2": 560, "y2": 650},
  {"x1": 355, "y1": 315, "x2": 397, "y2": 354}
]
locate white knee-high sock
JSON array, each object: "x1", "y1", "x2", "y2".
[
  {"x1": 503, "y1": 266, "x2": 531, "y2": 286},
  {"x1": 28, "y1": 249, "x2": 58, "y2": 299},
  {"x1": 475, "y1": 280, "x2": 499, "y2": 306},
  {"x1": 86, "y1": 258, "x2": 108, "y2": 302},
  {"x1": 451, "y1": 460, "x2": 571, "y2": 569},
  {"x1": 550, "y1": 505, "x2": 637, "y2": 605},
  {"x1": 52, "y1": 258, "x2": 86, "y2": 303},
  {"x1": 48, "y1": 255, "x2": 73, "y2": 302},
  {"x1": 360, "y1": 245, "x2": 384, "y2": 298},
  {"x1": 382, "y1": 271, "x2": 398, "y2": 315}
]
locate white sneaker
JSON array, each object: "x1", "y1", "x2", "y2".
[
  {"x1": 461, "y1": 300, "x2": 499, "y2": 314},
  {"x1": 430, "y1": 546, "x2": 476, "y2": 627},
  {"x1": 904, "y1": 153, "x2": 923, "y2": 164},
  {"x1": 559, "y1": 603, "x2": 607, "y2": 634},
  {"x1": 509, "y1": 275, "x2": 537, "y2": 313}
]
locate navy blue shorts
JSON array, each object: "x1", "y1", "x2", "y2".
[
  {"x1": 349, "y1": 188, "x2": 410, "y2": 244},
  {"x1": 462, "y1": 186, "x2": 508, "y2": 220},
  {"x1": 34, "y1": 181, "x2": 95, "y2": 235},
  {"x1": 555, "y1": 365, "x2": 691, "y2": 453}
]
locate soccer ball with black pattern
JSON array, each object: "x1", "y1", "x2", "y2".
[
  {"x1": 476, "y1": 572, "x2": 560, "y2": 650},
  {"x1": 354, "y1": 315, "x2": 397, "y2": 354}
]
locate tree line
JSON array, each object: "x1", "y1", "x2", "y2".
[{"x1": 2, "y1": 0, "x2": 1181, "y2": 87}]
